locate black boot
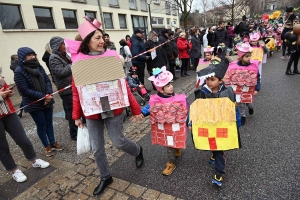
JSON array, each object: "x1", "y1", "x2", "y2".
[
  {"x1": 17, "y1": 109, "x2": 23, "y2": 118},
  {"x1": 286, "y1": 69, "x2": 295, "y2": 75},
  {"x1": 136, "y1": 146, "x2": 144, "y2": 168},
  {"x1": 241, "y1": 117, "x2": 246, "y2": 125},
  {"x1": 293, "y1": 69, "x2": 300, "y2": 74},
  {"x1": 93, "y1": 176, "x2": 113, "y2": 195},
  {"x1": 248, "y1": 108, "x2": 254, "y2": 115}
]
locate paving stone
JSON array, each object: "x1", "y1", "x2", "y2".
[
  {"x1": 82, "y1": 176, "x2": 98, "y2": 185},
  {"x1": 47, "y1": 183, "x2": 60, "y2": 192},
  {"x1": 44, "y1": 192, "x2": 61, "y2": 200},
  {"x1": 82, "y1": 158, "x2": 94, "y2": 166},
  {"x1": 157, "y1": 193, "x2": 175, "y2": 200},
  {"x1": 14, "y1": 186, "x2": 40, "y2": 200},
  {"x1": 74, "y1": 183, "x2": 88, "y2": 193},
  {"x1": 79, "y1": 162, "x2": 97, "y2": 176},
  {"x1": 109, "y1": 178, "x2": 130, "y2": 192},
  {"x1": 111, "y1": 192, "x2": 129, "y2": 200},
  {"x1": 49, "y1": 158, "x2": 75, "y2": 169},
  {"x1": 56, "y1": 176, "x2": 70, "y2": 185},
  {"x1": 125, "y1": 183, "x2": 147, "y2": 198},
  {"x1": 82, "y1": 180, "x2": 98, "y2": 195},
  {"x1": 34, "y1": 189, "x2": 50, "y2": 199},
  {"x1": 141, "y1": 189, "x2": 161, "y2": 200},
  {"x1": 99, "y1": 188, "x2": 115, "y2": 200},
  {"x1": 16, "y1": 158, "x2": 32, "y2": 169},
  {"x1": 88, "y1": 154, "x2": 95, "y2": 160},
  {"x1": 76, "y1": 193, "x2": 89, "y2": 200},
  {"x1": 63, "y1": 191, "x2": 78, "y2": 200},
  {"x1": 35, "y1": 176, "x2": 53, "y2": 189}
]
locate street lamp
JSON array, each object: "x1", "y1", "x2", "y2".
[{"x1": 147, "y1": 0, "x2": 153, "y2": 30}]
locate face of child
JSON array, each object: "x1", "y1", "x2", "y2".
[
  {"x1": 206, "y1": 76, "x2": 222, "y2": 92},
  {"x1": 242, "y1": 53, "x2": 251, "y2": 63},
  {"x1": 250, "y1": 41, "x2": 257, "y2": 46},
  {"x1": 160, "y1": 82, "x2": 174, "y2": 95},
  {"x1": 205, "y1": 53, "x2": 212, "y2": 60},
  {"x1": 132, "y1": 74, "x2": 138, "y2": 79}
]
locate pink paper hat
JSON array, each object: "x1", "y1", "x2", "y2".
[
  {"x1": 249, "y1": 32, "x2": 260, "y2": 41},
  {"x1": 78, "y1": 16, "x2": 102, "y2": 39},
  {"x1": 236, "y1": 42, "x2": 253, "y2": 58},
  {"x1": 203, "y1": 46, "x2": 214, "y2": 53},
  {"x1": 148, "y1": 66, "x2": 173, "y2": 91}
]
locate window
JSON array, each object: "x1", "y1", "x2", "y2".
[
  {"x1": 118, "y1": 14, "x2": 127, "y2": 29},
  {"x1": 270, "y1": 4, "x2": 275, "y2": 10},
  {"x1": 167, "y1": 18, "x2": 170, "y2": 25},
  {"x1": 216, "y1": 128, "x2": 228, "y2": 138},
  {"x1": 131, "y1": 15, "x2": 148, "y2": 37},
  {"x1": 33, "y1": 7, "x2": 55, "y2": 29},
  {"x1": 62, "y1": 9, "x2": 78, "y2": 29},
  {"x1": 140, "y1": 0, "x2": 147, "y2": 11},
  {"x1": 85, "y1": 11, "x2": 96, "y2": 21},
  {"x1": 129, "y1": 0, "x2": 137, "y2": 9},
  {"x1": 153, "y1": 0, "x2": 160, "y2": 4},
  {"x1": 172, "y1": 4, "x2": 177, "y2": 15},
  {"x1": 109, "y1": 0, "x2": 119, "y2": 6},
  {"x1": 198, "y1": 128, "x2": 208, "y2": 137},
  {"x1": 165, "y1": 2, "x2": 171, "y2": 14},
  {"x1": 0, "y1": 4, "x2": 24, "y2": 29},
  {"x1": 152, "y1": 17, "x2": 164, "y2": 25},
  {"x1": 103, "y1": 13, "x2": 114, "y2": 29}
]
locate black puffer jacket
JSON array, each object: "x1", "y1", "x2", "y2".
[
  {"x1": 144, "y1": 39, "x2": 168, "y2": 72},
  {"x1": 212, "y1": 28, "x2": 228, "y2": 47},
  {"x1": 159, "y1": 35, "x2": 173, "y2": 61}
]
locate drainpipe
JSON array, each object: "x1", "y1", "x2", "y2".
[{"x1": 97, "y1": 0, "x2": 106, "y2": 32}]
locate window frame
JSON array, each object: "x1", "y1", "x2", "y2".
[
  {"x1": 140, "y1": 0, "x2": 148, "y2": 11},
  {"x1": 33, "y1": 6, "x2": 55, "y2": 29},
  {"x1": 103, "y1": 12, "x2": 114, "y2": 29},
  {"x1": 129, "y1": 0, "x2": 137, "y2": 9},
  {"x1": 84, "y1": 11, "x2": 97, "y2": 21},
  {"x1": 109, "y1": 0, "x2": 119, "y2": 7},
  {"x1": 118, "y1": 14, "x2": 127, "y2": 29},
  {"x1": 0, "y1": 3, "x2": 25, "y2": 29},
  {"x1": 62, "y1": 9, "x2": 78, "y2": 29}
]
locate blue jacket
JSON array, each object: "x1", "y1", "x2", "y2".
[
  {"x1": 130, "y1": 34, "x2": 146, "y2": 65},
  {"x1": 14, "y1": 47, "x2": 53, "y2": 113},
  {"x1": 127, "y1": 75, "x2": 141, "y2": 88}
]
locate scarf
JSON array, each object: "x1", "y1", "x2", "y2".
[{"x1": 23, "y1": 59, "x2": 46, "y2": 94}]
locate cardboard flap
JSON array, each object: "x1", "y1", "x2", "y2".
[
  {"x1": 196, "y1": 62, "x2": 210, "y2": 72},
  {"x1": 72, "y1": 56, "x2": 125, "y2": 86}
]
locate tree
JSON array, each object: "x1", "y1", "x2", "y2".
[{"x1": 174, "y1": 0, "x2": 194, "y2": 31}]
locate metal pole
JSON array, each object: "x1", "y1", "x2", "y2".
[
  {"x1": 148, "y1": 3, "x2": 153, "y2": 30},
  {"x1": 97, "y1": 0, "x2": 106, "y2": 32}
]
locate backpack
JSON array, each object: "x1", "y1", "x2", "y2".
[
  {"x1": 234, "y1": 22, "x2": 242, "y2": 34},
  {"x1": 120, "y1": 47, "x2": 126, "y2": 59}
]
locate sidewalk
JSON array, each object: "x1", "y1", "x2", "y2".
[{"x1": 0, "y1": 71, "x2": 196, "y2": 200}]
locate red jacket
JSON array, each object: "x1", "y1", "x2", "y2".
[
  {"x1": 0, "y1": 82, "x2": 15, "y2": 118},
  {"x1": 126, "y1": 40, "x2": 132, "y2": 50},
  {"x1": 72, "y1": 77, "x2": 141, "y2": 120},
  {"x1": 177, "y1": 37, "x2": 192, "y2": 59}
]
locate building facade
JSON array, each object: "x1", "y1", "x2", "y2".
[
  {"x1": 0, "y1": 0, "x2": 179, "y2": 84},
  {"x1": 252, "y1": 0, "x2": 300, "y2": 14}
]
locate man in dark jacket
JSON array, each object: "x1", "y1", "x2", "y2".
[
  {"x1": 49, "y1": 36, "x2": 78, "y2": 141},
  {"x1": 131, "y1": 28, "x2": 150, "y2": 87},
  {"x1": 103, "y1": 33, "x2": 116, "y2": 50},
  {"x1": 212, "y1": 21, "x2": 228, "y2": 55},
  {"x1": 239, "y1": 15, "x2": 250, "y2": 37}
]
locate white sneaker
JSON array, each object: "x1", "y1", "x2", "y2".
[
  {"x1": 32, "y1": 159, "x2": 50, "y2": 169},
  {"x1": 12, "y1": 169, "x2": 27, "y2": 183}
]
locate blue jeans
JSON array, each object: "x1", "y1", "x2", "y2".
[{"x1": 29, "y1": 108, "x2": 55, "y2": 147}]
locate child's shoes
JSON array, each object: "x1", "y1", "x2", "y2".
[
  {"x1": 208, "y1": 156, "x2": 215, "y2": 165},
  {"x1": 212, "y1": 174, "x2": 223, "y2": 187},
  {"x1": 248, "y1": 108, "x2": 254, "y2": 115},
  {"x1": 241, "y1": 117, "x2": 246, "y2": 125},
  {"x1": 175, "y1": 149, "x2": 181, "y2": 158},
  {"x1": 162, "y1": 162, "x2": 176, "y2": 176}
]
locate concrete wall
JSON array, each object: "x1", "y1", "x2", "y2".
[{"x1": 0, "y1": 0, "x2": 179, "y2": 84}]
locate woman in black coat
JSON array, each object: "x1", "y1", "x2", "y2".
[
  {"x1": 207, "y1": 27, "x2": 214, "y2": 47},
  {"x1": 191, "y1": 29, "x2": 202, "y2": 69}
]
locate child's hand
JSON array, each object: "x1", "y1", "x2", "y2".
[
  {"x1": 130, "y1": 114, "x2": 144, "y2": 122},
  {"x1": 188, "y1": 126, "x2": 192, "y2": 130},
  {"x1": 254, "y1": 91, "x2": 258, "y2": 95},
  {"x1": 139, "y1": 85, "x2": 143, "y2": 88}
]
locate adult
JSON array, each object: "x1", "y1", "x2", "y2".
[
  {"x1": 42, "y1": 43, "x2": 55, "y2": 84},
  {"x1": 125, "y1": 35, "x2": 131, "y2": 50},
  {"x1": 203, "y1": 28, "x2": 209, "y2": 48},
  {"x1": 207, "y1": 26, "x2": 214, "y2": 47},
  {"x1": 0, "y1": 76, "x2": 50, "y2": 183},
  {"x1": 145, "y1": 30, "x2": 168, "y2": 89},
  {"x1": 285, "y1": 6, "x2": 296, "y2": 23},
  {"x1": 174, "y1": 27, "x2": 182, "y2": 43},
  {"x1": 49, "y1": 36, "x2": 78, "y2": 141},
  {"x1": 119, "y1": 39, "x2": 132, "y2": 74},
  {"x1": 73, "y1": 21, "x2": 144, "y2": 196},
  {"x1": 168, "y1": 31, "x2": 179, "y2": 79},
  {"x1": 177, "y1": 32, "x2": 192, "y2": 77},
  {"x1": 227, "y1": 22, "x2": 235, "y2": 51},
  {"x1": 103, "y1": 33, "x2": 116, "y2": 50},
  {"x1": 191, "y1": 28, "x2": 202, "y2": 70},
  {"x1": 239, "y1": 15, "x2": 250, "y2": 37},
  {"x1": 14, "y1": 47, "x2": 64, "y2": 157},
  {"x1": 131, "y1": 28, "x2": 150, "y2": 85},
  {"x1": 212, "y1": 21, "x2": 228, "y2": 55}
]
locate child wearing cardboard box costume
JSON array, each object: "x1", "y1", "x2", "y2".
[
  {"x1": 141, "y1": 66, "x2": 188, "y2": 176},
  {"x1": 68, "y1": 17, "x2": 144, "y2": 196},
  {"x1": 224, "y1": 43, "x2": 261, "y2": 125},
  {"x1": 190, "y1": 55, "x2": 241, "y2": 187}
]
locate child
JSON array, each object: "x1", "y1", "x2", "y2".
[
  {"x1": 225, "y1": 43, "x2": 261, "y2": 125},
  {"x1": 191, "y1": 57, "x2": 241, "y2": 187},
  {"x1": 202, "y1": 46, "x2": 214, "y2": 62},
  {"x1": 142, "y1": 66, "x2": 187, "y2": 176},
  {"x1": 127, "y1": 66, "x2": 148, "y2": 99},
  {"x1": 275, "y1": 24, "x2": 283, "y2": 51}
]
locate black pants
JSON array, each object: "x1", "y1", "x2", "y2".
[
  {"x1": 212, "y1": 151, "x2": 226, "y2": 175},
  {"x1": 282, "y1": 42, "x2": 290, "y2": 56},
  {"x1": 0, "y1": 113, "x2": 36, "y2": 171},
  {"x1": 169, "y1": 62, "x2": 176, "y2": 77},
  {"x1": 135, "y1": 63, "x2": 146, "y2": 85},
  {"x1": 194, "y1": 58, "x2": 200, "y2": 71},
  {"x1": 61, "y1": 94, "x2": 78, "y2": 138},
  {"x1": 181, "y1": 58, "x2": 189, "y2": 75},
  {"x1": 287, "y1": 51, "x2": 300, "y2": 71}
]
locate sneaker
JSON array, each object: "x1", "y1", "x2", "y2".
[
  {"x1": 175, "y1": 149, "x2": 181, "y2": 157},
  {"x1": 32, "y1": 159, "x2": 50, "y2": 169},
  {"x1": 162, "y1": 162, "x2": 176, "y2": 176},
  {"x1": 209, "y1": 156, "x2": 215, "y2": 165},
  {"x1": 249, "y1": 108, "x2": 254, "y2": 115},
  {"x1": 212, "y1": 174, "x2": 223, "y2": 186},
  {"x1": 51, "y1": 142, "x2": 64, "y2": 151},
  {"x1": 12, "y1": 169, "x2": 27, "y2": 183},
  {"x1": 45, "y1": 146, "x2": 54, "y2": 157},
  {"x1": 281, "y1": 56, "x2": 285, "y2": 59}
]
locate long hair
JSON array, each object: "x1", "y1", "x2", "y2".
[
  {"x1": 77, "y1": 29, "x2": 107, "y2": 54},
  {"x1": 45, "y1": 43, "x2": 52, "y2": 54}
]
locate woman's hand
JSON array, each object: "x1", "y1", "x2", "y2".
[
  {"x1": 44, "y1": 94, "x2": 53, "y2": 105},
  {"x1": 75, "y1": 119, "x2": 85, "y2": 128},
  {"x1": 130, "y1": 114, "x2": 144, "y2": 122},
  {"x1": 0, "y1": 88, "x2": 11, "y2": 99}
]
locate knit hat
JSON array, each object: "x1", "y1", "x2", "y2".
[
  {"x1": 50, "y1": 36, "x2": 64, "y2": 52},
  {"x1": 148, "y1": 66, "x2": 173, "y2": 91},
  {"x1": 236, "y1": 42, "x2": 253, "y2": 58}
]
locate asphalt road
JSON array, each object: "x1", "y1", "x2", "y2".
[{"x1": 111, "y1": 51, "x2": 300, "y2": 199}]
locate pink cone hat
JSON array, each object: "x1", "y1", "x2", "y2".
[
  {"x1": 78, "y1": 16, "x2": 102, "y2": 39},
  {"x1": 249, "y1": 32, "x2": 260, "y2": 41},
  {"x1": 203, "y1": 46, "x2": 214, "y2": 53},
  {"x1": 148, "y1": 66, "x2": 173, "y2": 91},
  {"x1": 236, "y1": 42, "x2": 253, "y2": 58}
]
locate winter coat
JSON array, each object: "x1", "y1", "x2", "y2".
[
  {"x1": 126, "y1": 40, "x2": 132, "y2": 50},
  {"x1": 42, "y1": 51, "x2": 51, "y2": 69},
  {"x1": 14, "y1": 47, "x2": 53, "y2": 113},
  {"x1": 177, "y1": 37, "x2": 192, "y2": 59},
  {"x1": 10, "y1": 60, "x2": 18, "y2": 72},
  {"x1": 191, "y1": 35, "x2": 202, "y2": 58},
  {"x1": 127, "y1": 75, "x2": 141, "y2": 88},
  {"x1": 144, "y1": 39, "x2": 168, "y2": 72},
  {"x1": 0, "y1": 78, "x2": 15, "y2": 118},
  {"x1": 169, "y1": 38, "x2": 179, "y2": 64},
  {"x1": 120, "y1": 45, "x2": 132, "y2": 63},
  {"x1": 281, "y1": 27, "x2": 293, "y2": 40},
  {"x1": 227, "y1": 26, "x2": 235, "y2": 37},
  {"x1": 159, "y1": 35, "x2": 173, "y2": 62},
  {"x1": 238, "y1": 22, "x2": 249, "y2": 37},
  {"x1": 212, "y1": 28, "x2": 228, "y2": 47},
  {"x1": 130, "y1": 34, "x2": 147, "y2": 65},
  {"x1": 207, "y1": 32, "x2": 214, "y2": 46}
]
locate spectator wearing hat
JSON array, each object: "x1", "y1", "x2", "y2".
[
  {"x1": 131, "y1": 28, "x2": 150, "y2": 86},
  {"x1": 103, "y1": 33, "x2": 116, "y2": 50}
]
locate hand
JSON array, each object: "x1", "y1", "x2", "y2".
[
  {"x1": 130, "y1": 114, "x2": 144, "y2": 122},
  {"x1": 139, "y1": 85, "x2": 143, "y2": 88},
  {"x1": 188, "y1": 126, "x2": 192, "y2": 130},
  {"x1": 44, "y1": 94, "x2": 53, "y2": 105},
  {"x1": 7, "y1": 90, "x2": 14, "y2": 97},
  {"x1": 75, "y1": 119, "x2": 85, "y2": 128},
  {"x1": 0, "y1": 88, "x2": 10, "y2": 99},
  {"x1": 254, "y1": 91, "x2": 258, "y2": 95}
]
